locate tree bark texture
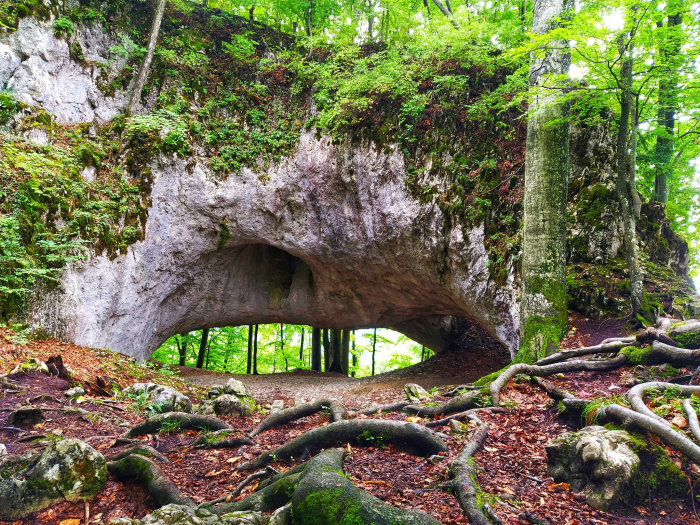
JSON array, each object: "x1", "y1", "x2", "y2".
[
  {"x1": 247, "y1": 325, "x2": 253, "y2": 374},
  {"x1": 652, "y1": 0, "x2": 682, "y2": 203},
  {"x1": 196, "y1": 328, "x2": 209, "y2": 369},
  {"x1": 311, "y1": 328, "x2": 322, "y2": 372},
  {"x1": 127, "y1": 0, "x2": 167, "y2": 116},
  {"x1": 519, "y1": 0, "x2": 572, "y2": 362}
]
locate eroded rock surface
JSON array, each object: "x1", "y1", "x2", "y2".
[
  {"x1": 0, "y1": 437, "x2": 106, "y2": 520},
  {"x1": 546, "y1": 426, "x2": 639, "y2": 510},
  {"x1": 109, "y1": 504, "x2": 267, "y2": 525},
  {"x1": 123, "y1": 383, "x2": 193, "y2": 413}
]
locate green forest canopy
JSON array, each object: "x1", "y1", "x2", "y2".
[{"x1": 151, "y1": 325, "x2": 432, "y2": 376}]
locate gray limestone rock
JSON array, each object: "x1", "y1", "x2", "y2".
[
  {"x1": 404, "y1": 383, "x2": 431, "y2": 402},
  {"x1": 546, "y1": 426, "x2": 639, "y2": 511},
  {"x1": 448, "y1": 419, "x2": 467, "y2": 434},
  {"x1": 108, "y1": 504, "x2": 267, "y2": 525},
  {"x1": 123, "y1": 383, "x2": 192, "y2": 414},
  {"x1": 65, "y1": 386, "x2": 85, "y2": 397},
  {"x1": 211, "y1": 393, "x2": 256, "y2": 417},
  {"x1": 0, "y1": 437, "x2": 106, "y2": 520}
]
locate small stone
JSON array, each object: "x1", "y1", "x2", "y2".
[
  {"x1": 268, "y1": 503, "x2": 292, "y2": 525},
  {"x1": 0, "y1": 444, "x2": 6, "y2": 456},
  {"x1": 107, "y1": 503, "x2": 265, "y2": 525},
  {"x1": 222, "y1": 379, "x2": 253, "y2": 398},
  {"x1": 405, "y1": 383, "x2": 431, "y2": 402},
  {"x1": 10, "y1": 358, "x2": 49, "y2": 376},
  {"x1": 449, "y1": 419, "x2": 467, "y2": 434},
  {"x1": 270, "y1": 400, "x2": 284, "y2": 413},
  {"x1": 123, "y1": 383, "x2": 192, "y2": 414},
  {"x1": 7, "y1": 406, "x2": 44, "y2": 426},
  {"x1": 65, "y1": 387, "x2": 85, "y2": 397},
  {"x1": 428, "y1": 454, "x2": 445, "y2": 463},
  {"x1": 212, "y1": 394, "x2": 256, "y2": 417}
]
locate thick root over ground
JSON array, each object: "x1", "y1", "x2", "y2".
[
  {"x1": 237, "y1": 419, "x2": 448, "y2": 471},
  {"x1": 248, "y1": 399, "x2": 345, "y2": 438},
  {"x1": 107, "y1": 454, "x2": 194, "y2": 508},
  {"x1": 124, "y1": 412, "x2": 231, "y2": 438}
]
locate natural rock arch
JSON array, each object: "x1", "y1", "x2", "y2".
[{"x1": 28, "y1": 131, "x2": 520, "y2": 361}]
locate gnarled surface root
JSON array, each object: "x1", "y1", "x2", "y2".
[
  {"x1": 107, "y1": 454, "x2": 194, "y2": 508},
  {"x1": 248, "y1": 399, "x2": 345, "y2": 438},
  {"x1": 683, "y1": 399, "x2": 700, "y2": 442},
  {"x1": 425, "y1": 407, "x2": 508, "y2": 427},
  {"x1": 534, "y1": 340, "x2": 628, "y2": 366},
  {"x1": 490, "y1": 355, "x2": 628, "y2": 406},
  {"x1": 109, "y1": 443, "x2": 169, "y2": 463},
  {"x1": 237, "y1": 419, "x2": 448, "y2": 471},
  {"x1": 441, "y1": 414, "x2": 491, "y2": 525},
  {"x1": 404, "y1": 390, "x2": 482, "y2": 417},
  {"x1": 626, "y1": 381, "x2": 700, "y2": 427},
  {"x1": 124, "y1": 412, "x2": 231, "y2": 438}
]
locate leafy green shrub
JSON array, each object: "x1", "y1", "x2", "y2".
[
  {"x1": 52, "y1": 16, "x2": 73, "y2": 37},
  {"x1": 123, "y1": 109, "x2": 189, "y2": 155},
  {"x1": 222, "y1": 33, "x2": 257, "y2": 63},
  {"x1": 0, "y1": 91, "x2": 18, "y2": 124}
]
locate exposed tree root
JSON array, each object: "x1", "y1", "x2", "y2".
[
  {"x1": 109, "y1": 443, "x2": 169, "y2": 463},
  {"x1": 107, "y1": 454, "x2": 194, "y2": 508},
  {"x1": 440, "y1": 413, "x2": 491, "y2": 525},
  {"x1": 635, "y1": 327, "x2": 678, "y2": 347},
  {"x1": 404, "y1": 391, "x2": 482, "y2": 417},
  {"x1": 248, "y1": 399, "x2": 345, "y2": 438},
  {"x1": 237, "y1": 419, "x2": 448, "y2": 471},
  {"x1": 626, "y1": 382, "x2": 700, "y2": 426},
  {"x1": 425, "y1": 407, "x2": 509, "y2": 427},
  {"x1": 354, "y1": 401, "x2": 412, "y2": 416},
  {"x1": 443, "y1": 385, "x2": 482, "y2": 397},
  {"x1": 633, "y1": 341, "x2": 700, "y2": 366},
  {"x1": 683, "y1": 399, "x2": 700, "y2": 442},
  {"x1": 124, "y1": 412, "x2": 231, "y2": 438},
  {"x1": 191, "y1": 429, "x2": 254, "y2": 449},
  {"x1": 534, "y1": 339, "x2": 629, "y2": 366},
  {"x1": 595, "y1": 403, "x2": 700, "y2": 465},
  {"x1": 199, "y1": 466, "x2": 279, "y2": 509},
  {"x1": 490, "y1": 355, "x2": 628, "y2": 405}
]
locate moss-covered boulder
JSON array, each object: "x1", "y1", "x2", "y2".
[
  {"x1": 290, "y1": 448, "x2": 440, "y2": 525},
  {"x1": 9, "y1": 357, "x2": 49, "y2": 375},
  {"x1": 201, "y1": 379, "x2": 257, "y2": 417},
  {"x1": 546, "y1": 426, "x2": 639, "y2": 510},
  {"x1": 0, "y1": 437, "x2": 107, "y2": 520},
  {"x1": 546, "y1": 425, "x2": 686, "y2": 511},
  {"x1": 669, "y1": 321, "x2": 700, "y2": 349},
  {"x1": 108, "y1": 504, "x2": 267, "y2": 525},
  {"x1": 124, "y1": 382, "x2": 193, "y2": 413}
]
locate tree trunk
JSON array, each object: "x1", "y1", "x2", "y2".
[
  {"x1": 127, "y1": 0, "x2": 167, "y2": 116},
  {"x1": 196, "y1": 328, "x2": 209, "y2": 369},
  {"x1": 616, "y1": 34, "x2": 650, "y2": 324},
  {"x1": 351, "y1": 330, "x2": 357, "y2": 377},
  {"x1": 430, "y1": 0, "x2": 460, "y2": 28},
  {"x1": 323, "y1": 329, "x2": 330, "y2": 372},
  {"x1": 253, "y1": 324, "x2": 259, "y2": 375},
  {"x1": 247, "y1": 325, "x2": 253, "y2": 374},
  {"x1": 177, "y1": 335, "x2": 187, "y2": 366},
  {"x1": 518, "y1": 0, "x2": 572, "y2": 363},
  {"x1": 652, "y1": 1, "x2": 682, "y2": 204},
  {"x1": 629, "y1": 95, "x2": 642, "y2": 219},
  {"x1": 372, "y1": 328, "x2": 377, "y2": 376},
  {"x1": 341, "y1": 329, "x2": 350, "y2": 376},
  {"x1": 311, "y1": 328, "x2": 322, "y2": 372},
  {"x1": 328, "y1": 329, "x2": 343, "y2": 373},
  {"x1": 299, "y1": 327, "x2": 305, "y2": 362},
  {"x1": 421, "y1": 345, "x2": 425, "y2": 363}
]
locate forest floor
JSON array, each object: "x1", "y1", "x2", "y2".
[{"x1": 1, "y1": 314, "x2": 699, "y2": 525}]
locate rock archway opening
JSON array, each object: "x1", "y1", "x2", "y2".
[{"x1": 144, "y1": 242, "x2": 511, "y2": 371}]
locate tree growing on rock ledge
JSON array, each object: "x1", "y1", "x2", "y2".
[{"x1": 518, "y1": 0, "x2": 573, "y2": 363}]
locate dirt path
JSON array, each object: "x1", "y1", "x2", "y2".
[{"x1": 177, "y1": 343, "x2": 511, "y2": 407}]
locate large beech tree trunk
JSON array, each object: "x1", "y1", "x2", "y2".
[
  {"x1": 519, "y1": 0, "x2": 572, "y2": 362},
  {"x1": 616, "y1": 32, "x2": 651, "y2": 324},
  {"x1": 341, "y1": 329, "x2": 350, "y2": 375},
  {"x1": 127, "y1": 0, "x2": 167, "y2": 116},
  {"x1": 652, "y1": 0, "x2": 682, "y2": 203}
]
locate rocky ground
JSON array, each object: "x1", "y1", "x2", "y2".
[{"x1": 1, "y1": 319, "x2": 700, "y2": 525}]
